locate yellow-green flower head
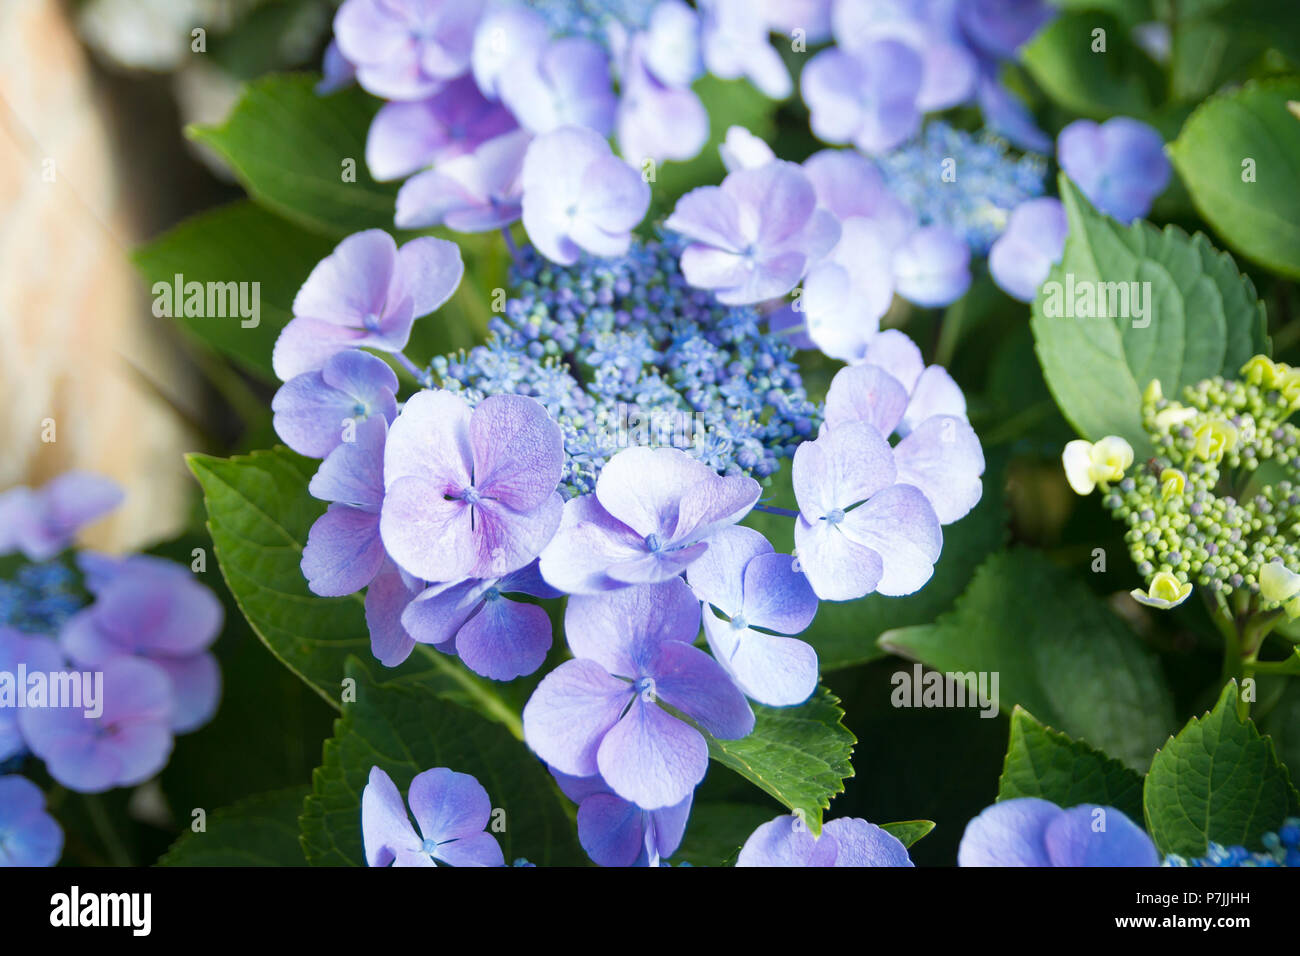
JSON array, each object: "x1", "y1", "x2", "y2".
[
  {"x1": 1241, "y1": 355, "x2": 1280, "y2": 387},
  {"x1": 1143, "y1": 379, "x2": 1163, "y2": 403},
  {"x1": 1154, "y1": 403, "x2": 1198, "y2": 431},
  {"x1": 1159, "y1": 468, "x2": 1186, "y2": 499},
  {"x1": 1131, "y1": 572, "x2": 1192, "y2": 610},
  {"x1": 1278, "y1": 366, "x2": 1300, "y2": 405},
  {"x1": 1062, "y1": 436, "x2": 1134, "y2": 495},
  {"x1": 1192, "y1": 418, "x2": 1238, "y2": 462},
  {"x1": 1260, "y1": 562, "x2": 1300, "y2": 619}
]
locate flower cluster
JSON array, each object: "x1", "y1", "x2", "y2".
[
  {"x1": 0, "y1": 473, "x2": 224, "y2": 866},
  {"x1": 1164, "y1": 819, "x2": 1300, "y2": 868}
]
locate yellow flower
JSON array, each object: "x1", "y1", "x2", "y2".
[
  {"x1": 1159, "y1": 468, "x2": 1186, "y2": 499},
  {"x1": 1131, "y1": 572, "x2": 1192, "y2": 610},
  {"x1": 1192, "y1": 419, "x2": 1237, "y2": 462},
  {"x1": 1241, "y1": 355, "x2": 1278, "y2": 386},
  {"x1": 1061, "y1": 436, "x2": 1133, "y2": 495}
]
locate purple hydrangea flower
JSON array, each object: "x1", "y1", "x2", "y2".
[
  {"x1": 0, "y1": 630, "x2": 64, "y2": 762},
  {"x1": 1057, "y1": 117, "x2": 1171, "y2": 224},
  {"x1": 380, "y1": 390, "x2": 565, "y2": 584},
  {"x1": 520, "y1": 126, "x2": 651, "y2": 265},
  {"x1": 523, "y1": 578, "x2": 753, "y2": 809},
  {"x1": 665, "y1": 161, "x2": 840, "y2": 306},
  {"x1": 0, "y1": 472, "x2": 122, "y2": 562},
  {"x1": 400, "y1": 561, "x2": 561, "y2": 681},
  {"x1": 616, "y1": 40, "x2": 709, "y2": 165},
  {"x1": 640, "y1": 0, "x2": 704, "y2": 89},
  {"x1": 19, "y1": 656, "x2": 174, "y2": 793},
  {"x1": 793, "y1": 422, "x2": 942, "y2": 601},
  {"x1": 539, "y1": 446, "x2": 761, "y2": 594},
  {"x1": 361, "y1": 765, "x2": 504, "y2": 867},
  {"x1": 958, "y1": 798, "x2": 1159, "y2": 867},
  {"x1": 273, "y1": 230, "x2": 464, "y2": 381},
  {"x1": 334, "y1": 0, "x2": 484, "y2": 100},
  {"x1": 685, "y1": 526, "x2": 819, "y2": 707},
  {"x1": 852, "y1": 328, "x2": 971, "y2": 436},
  {"x1": 365, "y1": 75, "x2": 517, "y2": 182},
  {"x1": 0, "y1": 776, "x2": 63, "y2": 867},
  {"x1": 302, "y1": 417, "x2": 387, "y2": 599},
  {"x1": 551, "y1": 767, "x2": 692, "y2": 867},
  {"x1": 801, "y1": 39, "x2": 923, "y2": 154},
  {"x1": 395, "y1": 128, "x2": 530, "y2": 232},
  {"x1": 988, "y1": 196, "x2": 1067, "y2": 302},
  {"x1": 737, "y1": 814, "x2": 914, "y2": 867},
  {"x1": 272, "y1": 349, "x2": 399, "y2": 459},
  {"x1": 824, "y1": 348, "x2": 984, "y2": 525},
  {"x1": 364, "y1": 557, "x2": 425, "y2": 667},
  {"x1": 471, "y1": 5, "x2": 550, "y2": 99},
  {"x1": 59, "y1": 554, "x2": 223, "y2": 734},
  {"x1": 699, "y1": 0, "x2": 792, "y2": 99},
  {"x1": 499, "y1": 36, "x2": 617, "y2": 136}
]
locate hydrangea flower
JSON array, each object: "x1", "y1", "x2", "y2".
[
  {"x1": 520, "y1": 126, "x2": 651, "y2": 266},
  {"x1": 500, "y1": 36, "x2": 617, "y2": 136},
  {"x1": 381, "y1": 390, "x2": 565, "y2": 584},
  {"x1": 272, "y1": 349, "x2": 399, "y2": 459},
  {"x1": 59, "y1": 554, "x2": 223, "y2": 734},
  {"x1": 302, "y1": 417, "x2": 387, "y2": 598},
  {"x1": 471, "y1": 5, "x2": 551, "y2": 99},
  {"x1": 719, "y1": 125, "x2": 776, "y2": 173},
  {"x1": 395, "y1": 128, "x2": 530, "y2": 231},
  {"x1": 0, "y1": 775, "x2": 63, "y2": 867},
  {"x1": 361, "y1": 765, "x2": 504, "y2": 867},
  {"x1": 1062, "y1": 436, "x2": 1134, "y2": 495},
  {"x1": 0, "y1": 472, "x2": 122, "y2": 562},
  {"x1": 19, "y1": 656, "x2": 174, "y2": 793},
  {"x1": 1131, "y1": 571, "x2": 1193, "y2": 610},
  {"x1": 988, "y1": 196, "x2": 1067, "y2": 302},
  {"x1": 273, "y1": 230, "x2": 464, "y2": 381},
  {"x1": 539, "y1": 446, "x2": 760, "y2": 594},
  {"x1": 401, "y1": 561, "x2": 560, "y2": 680},
  {"x1": 736, "y1": 814, "x2": 913, "y2": 867},
  {"x1": 958, "y1": 798, "x2": 1159, "y2": 866},
  {"x1": 522, "y1": 578, "x2": 753, "y2": 808},
  {"x1": 699, "y1": 0, "x2": 792, "y2": 100},
  {"x1": 334, "y1": 0, "x2": 484, "y2": 101},
  {"x1": 793, "y1": 422, "x2": 942, "y2": 601},
  {"x1": 616, "y1": 38, "x2": 709, "y2": 165},
  {"x1": 1057, "y1": 117, "x2": 1172, "y2": 224},
  {"x1": 685, "y1": 526, "x2": 819, "y2": 706},
  {"x1": 801, "y1": 39, "x2": 923, "y2": 154},
  {"x1": 0, "y1": 629, "x2": 64, "y2": 762},
  {"x1": 551, "y1": 767, "x2": 691, "y2": 867},
  {"x1": 666, "y1": 161, "x2": 840, "y2": 305}
]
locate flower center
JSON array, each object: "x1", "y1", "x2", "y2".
[
  {"x1": 825, "y1": 507, "x2": 846, "y2": 526},
  {"x1": 644, "y1": 533, "x2": 663, "y2": 553},
  {"x1": 420, "y1": 838, "x2": 439, "y2": 856},
  {"x1": 730, "y1": 614, "x2": 748, "y2": 631},
  {"x1": 634, "y1": 676, "x2": 656, "y2": 702},
  {"x1": 462, "y1": 486, "x2": 483, "y2": 505},
  {"x1": 362, "y1": 311, "x2": 382, "y2": 331}
]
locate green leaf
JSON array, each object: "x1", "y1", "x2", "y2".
[
  {"x1": 704, "y1": 685, "x2": 856, "y2": 836},
  {"x1": 1021, "y1": 12, "x2": 1160, "y2": 119},
  {"x1": 158, "y1": 787, "x2": 310, "y2": 867},
  {"x1": 880, "y1": 820, "x2": 936, "y2": 849},
  {"x1": 299, "y1": 659, "x2": 584, "y2": 866},
  {"x1": 880, "y1": 549, "x2": 1176, "y2": 770},
  {"x1": 187, "y1": 447, "x2": 520, "y2": 731},
  {"x1": 1030, "y1": 175, "x2": 1269, "y2": 454},
  {"x1": 133, "y1": 201, "x2": 335, "y2": 381},
  {"x1": 1144, "y1": 681, "x2": 1300, "y2": 856},
  {"x1": 192, "y1": 74, "x2": 397, "y2": 236},
  {"x1": 1170, "y1": 78, "x2": 1300, "y2": 280},
  {"x1": 673, "y1": 801, "x2": 777, "y2": 867},
  {"x1": 998, "y1": 706, "x2": 1145, "y2": 821}
]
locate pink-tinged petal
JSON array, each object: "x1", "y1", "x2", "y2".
[
  {"x1": 523, "y1": 660, "x2": 632, "y2": 777},
  {"x1": 383, "y1": 388, "x2": 474, "y2": 491},
  {"x1": 824, "y1": 363, "x2": 910, "y2": 436},
  {"x1": 380, "y1": 476, "x2": 476, "y2": 583},
  {"x1": 292, "y1": 229, "x2": 397, "y2": 327},
  {"x1": 365, "y1": 558, "x2": 421, "y2": 667},
  {"x1": 821, "y1": 818, "x2": 913, "y2": 867},
  {"x1": 792, "y1": 421, "x2": 897, "y2": 518},
  {"x1": 736, "y1": 815, "x2": 824, "y2": 866},
  {"x1": 565, "y1": 578, "x2": 701, "y2": 676},
  {"x1": 650, "y1": 640, "x2": 754, "y2": 739},
  {"x1": 903, "y1": 366, "x2": 968, "y2": 433},
  {"x1": 271, "y1": 317, "x2": 366, "y2": 381},
  {"x1": 860, "y1": 328, "x2": 924, "y2": 392},
  {"x1": 685, "y1": 525, "x2": 772, "y2": 617},
  {"x1": 678, "y1": 245, "x2": 752, "y2": 292},
  {"x1": 548, "y1": 768, "x2": 610, "y2": 805},
  {"x1": 435, "y1": 830, "x2": 505, "y2": 867},
  {"x1": 672, "y1": 473, "x2": 761, "y2": 546},
  {"x1": 472, "y1": 5, "x2": 549, "y2": 98},
  {"x1": 154, "y1": 652, "x2": 220, "y2": 734},
  {"x1": 538, "y1": 494, "x2": 647, "y2": 594},
  {"x1": 401, "y1": 578, "x2": 488, "y2": 649},
  {"x1": 727, "y1": 163, "x2": 817, "y2": 250},
  {"x1": 302, "y1": 505, "x2": 385, "y2": 597},
  {"x1": 742, "y1": 551, "x2": 818, "y2": 634},
  {"x1": 596, "y1": 697, "x2": 707, "y2": 810},
  {"x1": 841, "y1": 484, "x2": 942, "y2": 596},
  {"x1": 87, "y1": 562, "x2": 222, "y2": 657},
  {"x1": 794, "y1": 516, "x2": 883, "y2": 602},
  {"x1": 617, "y1": 57, "x2": 709, "y2": 165},
  {"x1": 595, "y1": 446, "x2": 718, "y2": 538},
  {"x1": 893, "y1": 416, "x2": 985, "y2": 524},
  {"x1": 803, "y1": 148, "x2": 889, "y2": 220},
  {"x1": 391, "y1": 236, "x2": 464, "y2": 319},
  {"x1": 361, "y1": 766, "x2": 421, "y2": 866},
  {"x1": 454, "y1": 596, "x2": 551, "y2": 681},
  {"x1": 665, "y1": 186, "x2": 747, "y2": 252},
  {"x1": 704, "y1": 611, "x2": 819, "y2": 707},
  {"x1": 470, "y1": 394, "x2": 564, "y2": 510},
  {"x1": 468, "y1": 493, "x2": 563, "y2": 578},
  {"x1": 576, "y1": 792, "x2": 644, "y2": 867},
  {"x1": 366, "y1": 99, "x2": 448, "y2": 182},
  {"x1": 408, "y1": 766, "x2": 491, "y2": 842}
]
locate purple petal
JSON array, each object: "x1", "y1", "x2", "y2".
[
  {"x1": 858, "y1": 328, "x2": 924, "y2": 392},
  {"x1": 470, "y1": 394, "x2": 564, "y2": 511},
  {"x1": 649, "y1": 640, "x2": 755, "y2": 739},
  {"x1": 792, "y1": 421, "x2": 898, "y2": 518},
  {"x1": 401, "y1": 578, "x2": 488, "y2": 650},
  {"x1": 703, "y1": 611, "x2": 819, "y2": 707},
  {"x1": 361, "y1": 766, "x2": 420, "y2": 866},
  {"x1": 841, "y1": 483, "x2": 942, "y2": 596},
  {"x1": 892, "y1": 226, "x2": 971, "y2": 307},
  {"x1": 736, "y1": 815, "x2": 825, "y2": 866},
  {"x1": 824, "y1": 363, "x2": 910, "y2": 436},
  {"x1": 1043, "y1": 805, "x2": 1160, "y2": 867},
  {"x1": 988, "y1": 197, "x2": 1067, "y2": 302},
  {"x1": 957, "y1": 797, "x2": 1061, "y2": 867},
  {"x1": 685, "y1": 525, "x2": 772, "y2": 617},
  {"x1": 742, "y1": 551, "x2": 818, "y2": 634},
  {"x1": 380, "y1": 478, "x2": 476, "y2": 583},
  {"x1": 0, "y1": 776, "x2": 63, "y2": 867},
  {"x1": 565, "y1": 578, "x2": 701, "y2": 676},
  {"x1": 538, "y1": 494, "x2": 648, "y2": 594},
  {"x1": 903, "y1": 366, "x2": 967, "y2": 432},
  {"x1": 292, "y1": 229, "x2": 396, "y2": 329},
  {"x1": 893, "y1": 416, "x2": 985, "y2": 524},
  {"x1": 302, "y1": 504, "x2": 385, "y2": 596},
  {"x1": 472, "y1": 5, "x2": 549, "y2": 98},
  {"x1": 596, "y1": 697, "x2": 707, "y2": 810},
  {"x1": 522, "y1": 659, "x2": 632, "y2": 777},
  {"x1": 576, "y1": 792, "x2": 645, "y2": 866},
  {"x1": 409, "y1": 767, "x2": 492, "y2": 843},
  {"x1": 308, "y1": 416, "x2": 386, "y2": 508},
  {"x1": 392, "y1": 236, "x2": 465, "y2": 319},
  {"x1": 153, "y1": 652, "x2": 221, "y2": 734},
  {"x1": 434, "y1": 830, "x2": 505, "y2": 867},
  {"x1": 454, "y1": 595, "x2": 551, "y2": 681},
  {"x1": 383, "y1": 388, "x2": 474, "y2": 493},
  {"x1": 793, "y1": 515, "x2": 884, "y2": 602},
  {"x1": 821, "y1": 818, "x2": 914, "y2": 866},
  {"x1": 364, "y1": 558, "x2": 421, "y2": 667}
]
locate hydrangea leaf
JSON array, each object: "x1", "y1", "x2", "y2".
[
  {"x1": 879, "y1": 819, "x2": 936, "y2": 849},
  {"x1": 190, "y1": 74, "x2": 397, "y2": 237},
  {"x1": 1143, "y1": 681, "x2": 1300, "y2": 856},
  {"x1": 880, "y1": 550, "x2": 1175, "y2": 770},
  {"x1": 998, "y1": 706, "x2": 1145, "y2": 822},
  {"x1": 299, "y1": 658, "x2": 584, "y2": 867},
  {"x1": 158, "y1": 786, "x2": 309, "y2": 867},
  {"x1": 1030, "y1": 175, "x2": 1269, "y2": 454},
  {"x1": 702, "y1": 685, "x2": 855, "y2": 837},
  {"x1": 187, "y1": 447, "x2": 520, "y2": 732},
  {"x1": 1169, "y1": 78, "x2": 1300, "y2": 280}
]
